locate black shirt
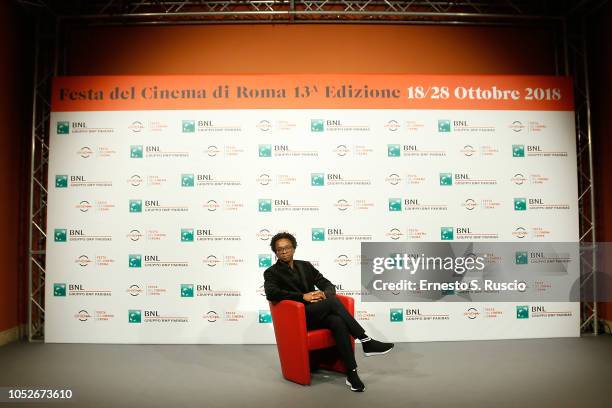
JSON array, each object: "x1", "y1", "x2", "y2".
[{"x1": 263, "y1": 259, "x2": 336, "y2": 303}]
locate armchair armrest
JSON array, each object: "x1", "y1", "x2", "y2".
[
  {"x1": 268, "y1": 300, "x2": 310, "y2": 380},
  {"x1": 269, "y1": 299, "x2": 307, "y2": 339}
]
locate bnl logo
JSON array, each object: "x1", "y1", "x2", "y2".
[
  {"x1": 512, "y1": 144, "x2": 525, "y2": 157},
  {"x1": 438, "y1": 120, "x2": 451, "y2": 132},
  {"x1": 181, "y1": 284, "x2": 194, "y2": 298},
  {"x1": 181, "y1": 174, "x2": 194, "y2": 187},
  {"x1": 258, "y1": 144, "x2": 272, "y2": 157},
  {"x1": 515, "y1": 251, "x2": 528, "y2": 265},
  {"x1": 54, "y1": 229, "x2": 67, "y2": 242},
  {"x1": 440, "y1": 227, "x2": 454, "y2": 241},
  {"x1": 390, "y1": 308, "x2": 404, "y2": 322},
  {"x1": 56, "y1": 121, "x2": 70, "y2": 134},
  {"x1": 259, "y1": 310, "x2": 272, "y2": 323},
  {"x1": 181, "y1": 228, "x2": 194, "y2": 242},
  {"x1": 129, "y1": 200, "x2": 143, "y2": 213},
  {"x1": 128, "y1": 254, "x2": 142, "y2": 268},
  {"x1": 258, "y1": 199, "x2": 272, "y2": 212},
  {"x1": 311, "y1": 228, "x2": 325, "y2": 241},
  {"x1": 439, "y1": 173, "x2": 453, "y2": 186},
  {"x1": 130, "y1": 145, "x2": 143, "y2": 158},
  {"x1": 259, "y1": 254, "x2": 272, "y2": 268},
  {"x1": 516, "y1": 306, "x2": 529, "y2": 319},
  {"x1": 182, "y1": 120, "x2": 195, "y2": 133},
  {"x1": 55, "y1": 175, "x2": 68, "y2": 188},
  {"x1": 53, "y1": 283, "x2": 66, "y2": 297},
  {"x1": 311, "y1": 119, "x2": 324, "y2": 132},
  {"x1": 128, "y1": 309, "x2": 142, "y2": 323},
  {"x1": 514, "y1": 198, "x2": 527, "y2": 211},
  {"x1": 388, "y1": 198, "x2": 402, "y2": 212},
  {"x1": 311, "y1": 173, "x2": 325, "y2": 186},
  {"x1": 387, "y1": 144, "x2": 401, "y2": 157}
]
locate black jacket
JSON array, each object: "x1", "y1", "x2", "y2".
[{"x1": 263, "y1": 259, "x2": 336, "y2": 303}]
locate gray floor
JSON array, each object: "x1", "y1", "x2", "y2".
[{"x1": 0, "y1": 337, "x2": 611, "y2": 408}]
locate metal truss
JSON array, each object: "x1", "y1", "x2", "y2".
[
  {"x1": 18, "y1": 1, "x2": 581, "y2": 24},
  {"x1": 16, "y1": 0, "x2": 606, "y2": 341},
  {"x1": 565, "y1": 0, "x2": 609, "y2": 336},
  {"x1": 24, "y1": 9, "x2": 58, "y2": 341}
]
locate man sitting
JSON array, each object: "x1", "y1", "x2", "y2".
[{"x1": 263, "y1": 232, "x2": 394, "y2": 392}]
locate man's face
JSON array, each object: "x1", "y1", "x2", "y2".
[{"x1": 274, "y1": 238, "x2": 295, "y2": 263}]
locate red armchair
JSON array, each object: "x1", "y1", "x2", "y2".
[{"x1": 269, "y1": 295, "x2": 355, "y2": 385}]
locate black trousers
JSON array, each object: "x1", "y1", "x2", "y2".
[{"x1": 305, "y1": 296, "x2": 366, "y2": 371}]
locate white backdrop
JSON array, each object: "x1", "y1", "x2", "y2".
[{"x1": 45, "y1": 75, "x2": 580, "y2": 343}]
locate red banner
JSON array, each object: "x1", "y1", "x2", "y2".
[{"x1": 52, "y1": 74, "x2": 574, "y2": 112}]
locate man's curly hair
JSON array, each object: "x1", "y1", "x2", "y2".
[{"x1": 270, "y1": 232, "x2": 297, "y2": 253}]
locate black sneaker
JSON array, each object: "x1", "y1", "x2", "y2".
[
  {"x1": 346, "y1": 369, "x2": 365, "y2": 392},
  {"x1": 362, "y1": 339, "x2": 394, "y2": 357}
]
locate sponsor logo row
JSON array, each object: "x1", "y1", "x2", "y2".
[
  {"x1": 50, "y1": 198, "x2": 571, "y2": 214},
  {"x1": 52, "y1": 225, "x2": 561, "y2": 244},
  {"x1": 50, "y1": 250, "x2": 550, "y2": 270},
  {"x1": 389, "y1": 305, "x2": 573, "y2": 321},
  {"x1": 56, "y1": 119, "x2": 550, "y2": 135},
  {"x1": 62, "y1": 144, "x2": 569, "y2": 159},
  {"x1": 59, "y1": 305, "x2": 572, "y2": 323},
  {"x1": 54, "y1": 172, "x2": 556, "y2": 188}
]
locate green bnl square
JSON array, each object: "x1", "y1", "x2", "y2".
[
  {"x1": 512, "y1": 144, "x2": 525, "y2": 157},
  {"x1": 258, "y1": 144, "x2": 272, "y2": 157},
  {"x1": 258, "y1": 199, "x2": 272, "y2": 212},
  {"x1": 311, "y1": 119, "x2": 324, "y2": 132},
  {"x1": 259, "y1": 310, "x2": 272, "y2": 323},
  {"x1": 387, "y1": 144, "x2": 401, "y2": 157},
  {"x1": 181, "y1": 174, "x2": 194, "y2": 187},
  {"x1": 311, "y1": 228, "x2": 325, "y2": 241},
  {"x1": 515, "y1": 251, "x2": 528, "y2": 265},
  {"x1": 54, "y1": 229, "x2": 67, "y2": 242},
  {"x1": 181, "y1": 228, "x2": 194, "y2": 242},
  {"x1": 57, "y1": 121, "x2": 69, "y2": 134},
  {"x1": 440, "y1": 227, "x2": 454, "y2": 241},
  {"x1": 259, "y1": 254, "x2": 272, "y2": 268},
  {"x1": 129, "y1": 199, "x2": 142, "y2": 213},
  {"x1": 388, "y1": 198, "x2": 402, "y2": 212},
  {"x1": 55, "y1": 175, "x2": 68, "y2": 188},
  {"x1": 516, "y1": 306, "x2": 529, "y2": 319},
  {"x1": 181, "y1": 284, "x2": 194, "y2": 297},
  {"x1": 128, "y1": 254, "x2": 142, "y2": 268},
  {"x1": 130, "y1": 145, "x2": 143, "y2": 158},
  {"x1": 128, "y1": 310, "x2": 142, "y2": 323},
  {"x1": 182, "y1": 120, "x2": 195, "y2": 133},
  {"x1": 438, "y1": 120, "x2": 451, "y2": 132},
  {"x1": 439, "y1": 173, "x2": 453, "y2": 186},
  {"x1": 390, "y1": 308, "x2": 404, "y2": 322},
  {"x1": 311, "y1": 173, "x2": 325, "y2": 186},
  {"x1": 514, "y1": 198, "x2": 527, "y2": 211},
  {"x1": 53, "y1": 283, "x2": 66, "y2": 297}
]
